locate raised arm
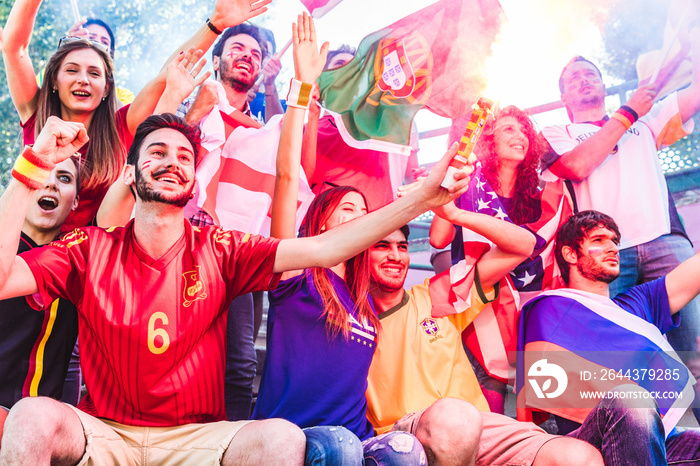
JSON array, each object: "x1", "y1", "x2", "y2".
[
  {"x1": 432, "y1": 202, "x2": 536, "y2": 289},
  {"x1": 300, "y1": 89, "x2": 321, "y2": 182},
  {"x1": 270, "y1": 12, "x2": 328, "y2": 240},
  {"x1": 429, "y1": 213, "x2": 456, "y2": 249},
  {"x1": 1, "y1": 0, "x2": 43, "y2": 122},
  {"x1": 154, "y1": 48, "x2": 211, "y2": 114},
  {"x1": 262, "y1": 54, "x2": 285, "y2": 122},
  {"x1": 547, "y1": 85, "x2": 657, "y2": 182},
  {"x1": 124, "y1": 0, "x2": 272, "y2": 135},
  {"x1": 273, "y1": 143, "x2": 472, "y2": 273},
  {"x1": 665, "y1": 250, "x2": 700, "y2": 315},
  {"x1": 0, "y1": 117, "x2": 88, "y2": 300}
]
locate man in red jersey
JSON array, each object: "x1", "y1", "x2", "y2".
[{"x1": 0, "y1": 108, "x2": 470, "y2": 463}]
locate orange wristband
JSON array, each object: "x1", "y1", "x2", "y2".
[
  {"x1": 11, "y1": 146, "x2": 54, "y2": 190},
  {"x1": 286, "y1": 79, "x2": 313, "y2": 109}
]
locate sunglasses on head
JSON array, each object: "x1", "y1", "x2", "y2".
[{"x1": 57, "y1": 36, "x2": 111, "y2": 56}]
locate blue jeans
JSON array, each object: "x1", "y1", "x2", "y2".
[
  {"x1": 225, "y1": 293, "x2": 256, "y2": 421},
  {"x1": 303, "y1": 427, "x2": 425, "y2": 465},
  {"x1": 565, "y1": 388, "x2": 700, "y2": 465},
  {"x1": 362, "y1": 431, "x2": 426, "y2": 465},
  {"x1": 609, "y1": 234, "x2": 700, "y2": 354},
  {"x1": 303, "y1": 426, "x2": 363, "y2": 465}
]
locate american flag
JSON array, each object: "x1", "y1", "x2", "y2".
[{"x1": 429, "y1": 164, "x2": 573, "y2": 383}]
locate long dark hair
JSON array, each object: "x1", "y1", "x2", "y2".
[
  {"x1": 476, "y1": 105, "x2": 542, "y2": 225},
  {"x1": 299, "y1": 186, "x2": 379, "y2": 339},
  {"x1": 36, "y1": 39, "x2": 123, "y2": 192}
]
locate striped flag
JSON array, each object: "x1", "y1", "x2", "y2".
[
  {"x1": 637, "y1": 0, "x2": 693, "y2": 100},
  {"x1": 516, "y1": 289, "x2": 695, "y2": 436},
  {"x1": 184, "y1": 81, "x2": 314, "y2": 236},
  {"x1": 429, "y1": 165, "x2": 573, "y2": 383}
]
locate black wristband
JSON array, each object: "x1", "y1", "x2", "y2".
[
  {"x1": 206, "y1": 18, "x2": 222, "y2": 35},
  {"x1": 619, "y1": 105, "x2": 639, "y2": 123}
]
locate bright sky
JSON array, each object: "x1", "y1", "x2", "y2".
[{"x1": 261, "y1": 0, "x2": 664, "y2": 163}]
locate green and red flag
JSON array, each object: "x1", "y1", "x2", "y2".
[{"x1": 317, "y1": 0, "x2": 504, "y2": 153}]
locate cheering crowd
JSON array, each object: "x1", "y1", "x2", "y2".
[{"x1": 1, "y1": 0, "x2": 700, "y2": 464}]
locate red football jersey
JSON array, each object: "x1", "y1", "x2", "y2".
[{"x1": 21, "y1": 220, "x2": 280, "y2": 426}]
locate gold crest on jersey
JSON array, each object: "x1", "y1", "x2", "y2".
[
  {"x1": 182, "y1": 266, "x2": 207, "y2": 307},
  {"x1": 50, "y1": 228, "x2": 88, "y2": 249}
]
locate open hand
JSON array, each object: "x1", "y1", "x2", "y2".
[
  {"x1": 66, "y1": 19, "x2": 88, "y2": 38},
  {"x1": 33, "y1": 116, "x2": 89, "y2": 165},
  {"x1": 292, "y1": 12, "x2": 329, "y2": 83},
  {"x1": 210, "y1": 0, "x2": 273, "y2": 32},
  {"x1": 165, "y1": 47, "x2": 211, "y2": 103}
]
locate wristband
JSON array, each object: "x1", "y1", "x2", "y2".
[
  {"x1": 611, "y1": 106, "x2": 637, "y2": 131},
  {"x1": 205, "y1": 18, "x2": 222, "y2": 35},
  {"x1": 286, "y1": 78, "x2": 314, "y2": 109},
  {"x1": 619, "y1": 105, "x2": 639, "y2": 122},
  {"x1": 12, "y1": 146, "x2": 55, "y2": 190}
]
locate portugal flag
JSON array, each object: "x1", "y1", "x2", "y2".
[{"x1": 317, "y1": 0, "x2": 504, "y2": 153}]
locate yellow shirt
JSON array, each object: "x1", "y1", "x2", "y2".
[{"x1": 366, "y1": 281, "x2": 492, "y2": 434}]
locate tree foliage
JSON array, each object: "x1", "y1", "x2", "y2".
[{"x1": 599, "y1": 0, "x2": 668, "y2": 82}]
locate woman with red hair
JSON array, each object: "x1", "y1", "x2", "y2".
[{"x1": 430, "y1": 106, "x2": 574, "y2": 414}]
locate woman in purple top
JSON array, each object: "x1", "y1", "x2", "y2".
[{"x1": 254, "y1": 13, "x2": 426, "y2": 465}]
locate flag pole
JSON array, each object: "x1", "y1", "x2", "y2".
[
  {"x1": 650, "y1": 0, "x2": 692, "y2": 84},
  {"x1": 69, "y1": 0, "x2": 81, "y2": 23},
  {"x1": 277, "y1": 38, "x2": 293, "y2": 58}
]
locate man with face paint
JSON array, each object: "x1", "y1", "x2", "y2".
[
  {"x1": 519, "y1": 210, "x2": 700, "y2": 465},
  {"x1": 0, "y1": 110, "x2": 473, "y2": 464},
  {"x1": 175, "y1": 22, "x2": 278, "y2": 423},
  {"x1": 180, "y1": 23, "x2": 269, "y2": 126},
  {"x1": 540, "y1": 14, "x2": 700, "y2": 363}
]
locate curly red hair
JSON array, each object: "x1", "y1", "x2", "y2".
[{"x1": 475, "y1": 106, "x2": 544, "y2": 225}]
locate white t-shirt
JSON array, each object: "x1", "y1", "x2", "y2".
[{"x1": 542, "y1": 93, "x2": 693, "y2": 249}]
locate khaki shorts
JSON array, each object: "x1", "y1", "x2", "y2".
[
  {"x1": 69, "y1": 405, "x2": 252, "y2": 466},
  {"x1": 393, "y1": 409, "x2": 558, "y2": 466}
]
